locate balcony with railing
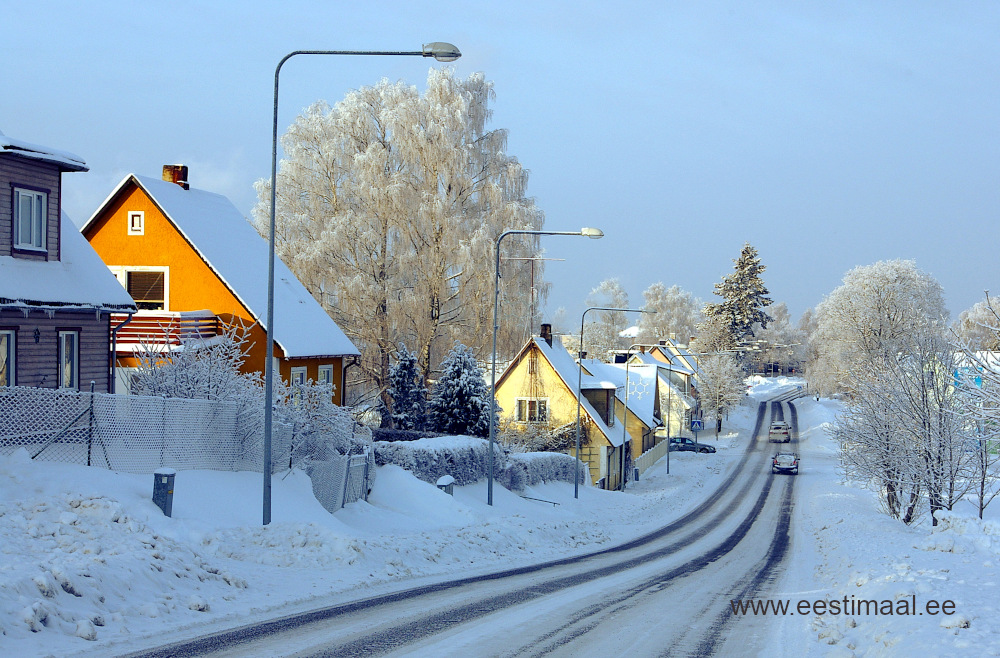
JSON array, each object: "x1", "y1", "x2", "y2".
[{"x1": 111, "y1": 310, "x2": 220, "y2": 354}]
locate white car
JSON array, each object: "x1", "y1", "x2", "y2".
[
  {"x1": 771, "y1": 452, "x2": 799, "y2": 475},
  {"x1": 768, "y1": 421, "x2": 790, "y2": 443}
]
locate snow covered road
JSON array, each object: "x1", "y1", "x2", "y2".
[{"x1": 125, "y1": 401, "x2": 796, "y2": 657}]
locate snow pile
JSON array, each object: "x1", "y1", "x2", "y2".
[{"x1": 0, "y1": 450, "x2": 245, "y2": 647}]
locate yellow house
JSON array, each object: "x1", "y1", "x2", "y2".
[
  {"x1": 80, "y1": 166, "x2": 359, "y2": 402},
  {"x1": 579, "y1": 359, "x2": 662, "y2": 465},
  {"x1": 495, "y1": 328, "x2": 627, "y2": 490}
]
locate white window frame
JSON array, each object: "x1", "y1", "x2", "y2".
[
  {"x1": 107, "y1": 266, "x2": 170, "y2": 311},
  {"x1": 58, "y1": 330, "x2": 79, "y2": 390},
  {"x1": 0, "y1": 330, "x2": 14, "y2": 386},
  {"x1": 290, "y1": 366, "x2": 307, "y2": 386},
  {"x1": 318, "y1": 364, "x2": 333, "y2": 386},
  {"x1": 127, "y1": 210, "x2": 145, "y2": 236},
  {"x1": 13, "y1": 187, "x2": 47, "y2": 251},
  {"x1": 515, "y1": 397, "x2": 549, "y2": 423}
]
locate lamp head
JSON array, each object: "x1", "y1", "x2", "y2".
[
  {"x1": 423, "y1": 42, "x2": 462, "y2": 62},
  {"x1": 580, "y1": 227, "x2": 604, "y2": 239}
]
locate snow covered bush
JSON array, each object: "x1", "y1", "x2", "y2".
[
  {"x1": 388, "y1": 344, "x2": 427, "y2": 430},
  {"x1": 499, "y1": 452, "x2": 588, "y2": 492},
  {"x1": 427, "y1": 344, "x2": 495, "y2": 437},
  {"x1": 373, "y1": 436, "x2": 505, "y2": 486}
]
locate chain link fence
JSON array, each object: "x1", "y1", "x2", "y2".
[{"x1": 0, "y1": 386, "x2": 373, "y2": 509}]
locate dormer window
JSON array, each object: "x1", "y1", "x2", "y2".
[
  {"x1": 14, "y1": 187, "x2": 47, "y2": 251},
  {"x1": 127, "y1": 211, "x2": 144, "y2": 235}
]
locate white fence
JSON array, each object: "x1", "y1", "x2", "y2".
[{"x1": 635, "y1": 438, "x2": 670, "y2": 476}]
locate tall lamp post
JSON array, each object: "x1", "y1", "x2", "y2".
[
  {"x1": 487, "y1": 227, "x2": 604, "y2": 505},
  {"x1": 263, "y1": 43, "x2": 461, "y2": 525},
  {"x1": 574, "y1": 306, "x2": 654, "y2": 498}
]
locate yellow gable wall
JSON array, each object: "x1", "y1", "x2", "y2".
[
  {"x1": 495, "y1": 343, "x2": 620, "y2": 485},
  {"x1": 84, "y1": 182, "x2": 345, "y2": 402}
]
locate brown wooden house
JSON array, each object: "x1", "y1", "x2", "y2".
[{"x1": 0, "y1": 130, "x2": 137, "y2": 391}]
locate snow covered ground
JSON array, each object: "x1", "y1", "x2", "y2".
[{"x1": 1, "y1": 377, "x2": 997, "y2": 656}]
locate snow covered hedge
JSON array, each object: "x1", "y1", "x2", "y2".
[
  {"x1": 373, "y1": 436, "x2": 505, "y2": 486},
  {"x1": 499, "y1": 452, "x2": 589, "y2": 492},
  {"x1": 373, "y1": 437, "x2": 585, "y2": 491}
]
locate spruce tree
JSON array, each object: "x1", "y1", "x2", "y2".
[
  {"x1": 704, "y1": 242, "x2": 773, "y2": 345},
  {"x1": 427, "y1": 344, "x2": 494, "y2": 437},
  {"x1": 388, "y1": 344, "x2": 427, "y2": 430}
]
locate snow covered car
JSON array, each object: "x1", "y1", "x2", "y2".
[
  {"x1": 768, "y1": 421, "x2": 790, "y2": 443},
  {"x1": 667, "y1": 436, "x2": 716, "y2": 454},
  {"x1": 771, "y1": 452, "x2": 799, "y2": 475}
]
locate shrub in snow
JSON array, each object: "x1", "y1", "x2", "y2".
[
  {"x1": 370, "y1": 427, "x2": 445, "y2": 442},
  {"x1": 388, "y1": 344, "x2": 427, "y2": 430},
  {"x1": 374, "y1": 436, "x2": 505, "y2": 486},
  {"x1": 500, "y1": 452, "x2": 588, "y2": 492},
  {"x1": 427, "y1": 344, "x2": 495, "y2": 437}
]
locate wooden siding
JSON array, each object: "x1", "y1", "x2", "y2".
[
  {"x1": 84, "y1": 181, "x2": 347, "y2": 404},
  {"x1": 0, "y1": 154, "x2": 61, "y2": 261},
  {"x1": 0, "y1": 309, "x2": 111, "y2": 392}
]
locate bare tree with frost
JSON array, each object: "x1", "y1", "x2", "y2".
[
  {"x1": 582, "y1": 278, "x2": 630, "y2": 360},
  {"x1": 253, "y1": 69, "x2": 544, "y2": 412},
  {"x1": 697, "y1": 353, "x2": 746, "y2": 437},
  {"x1": 636, "y1": 283, "x2": 703, "y2": 344}
]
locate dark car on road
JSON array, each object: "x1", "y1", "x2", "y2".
[{"x1": 667, "y1": 436, "x2": 716, "y2": 454}]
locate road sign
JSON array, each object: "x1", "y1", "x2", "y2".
[{"x1": 690, "y1": 419, "x2": 704, "y2": 432}]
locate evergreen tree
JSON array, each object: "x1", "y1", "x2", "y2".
[
  {"x1": 427, "y1": 344, "x2": 494, "y2": 436},
  {"x1": 388, "y1": 344, "x2": 427, "y2": 430},
  {"x1": 704, "y1": 243, "x2": 773, "y2": 345}
]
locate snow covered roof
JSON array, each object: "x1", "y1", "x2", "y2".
[
  {"x1": 82, "y1": 175, "x2": 358, "y2": 358},
  {"x1": 0, "y1": 214, "x2": 136, "y2": 312},
  {"x1": 0, "y1": 131, "x2": 87, "y2": 172},
  {"x1": 627, "y1": 351, "x2": 696, "y2": 376},
  {"x1": 582, "y1": 360, "x2": 661, "y2": 429},
  {"x1": 527, "y1": 338, "x2": 621, "y2": 447}
]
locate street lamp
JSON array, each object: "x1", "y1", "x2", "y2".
[
  {"x1": 574, "y1": 306, "x2": 655, "y2": 498},
  {"x1": 487, "y1": 227, "x2": 604, "y2": 505},
  {"x1": 263, "y1": 43, "x2": 461, "y2": 525}
]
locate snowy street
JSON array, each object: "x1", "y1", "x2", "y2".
[{"x1": 3, "y1": 378, "x2": 998, "y2": 656}]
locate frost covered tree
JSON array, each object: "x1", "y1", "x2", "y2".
[
  {"x1": 953, "y1": 296, "x2": 1000, "y2": 351},
  {"x1": 697, "y1": 353, "x2": 746, "y2": 437},
  {"x1": 427, "y1": 343, "x2": 494, "y2": 437},
  {"x1": 809, "y1": 259, "x2": 948, "y2": 395},
  {"x1": 837, "y1": 331, "x2": 971, "y2": 525},
  {"x1": 582, "y1": 278, "x2": 630, "y2": 360},
  {"x1": 388, "y1": 344, "x2": 427, "y2": 431},
  {"x1": 253, "y1": 69, "x2": 544, "y2": 412},
  {"x1": 636, "y1": 283, "x2": 703, "y2": 344},
  {"x1": 752, "y1": 302, "x2": 807, "y2": 375},
  {"x1": 955, "y1": 299, "x2": 1000, "y2": 518},
  {"x1": 703, "y1": 243, "x2": 773, "y2": 346}
]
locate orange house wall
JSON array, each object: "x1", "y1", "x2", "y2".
[{"x1": 84, "y1": 183, "x2": 347, "y2": 403}]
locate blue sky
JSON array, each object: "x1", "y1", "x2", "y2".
[{"x1": 4, "y1": 1, "x2": 998, "y2": 326}]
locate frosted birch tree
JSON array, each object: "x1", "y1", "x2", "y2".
[
  {"x1": 636, "y1": 283, "x2": 703, "y2": 344},
  {"x1": 698, "y1": 353, "x2": 746, "y2": 437},
  {"x1": 253, "y1": 69, "x2": 544, "y2": 413},
  {"x1": 809, "y1": 259, "x2": 948, "y2": 395},
  {"x1": 954, "y1": 296, "x2": 1000, "y2": 350},
  {"x1": 582, "y1": 278, "x2": 630, "y2": 360}
]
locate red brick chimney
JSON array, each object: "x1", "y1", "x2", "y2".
[{"x1": 162, "y1": 164, "x2": 189, "y2": 190}]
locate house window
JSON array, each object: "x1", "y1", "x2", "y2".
[
  {"x1": 14, "y1": 188, "x2": 47, "y2": 250},
  {"x1": 318, "y1": 364, "x2": 333, "y2": 386},
  {"x1": 290, "y1": 366, "x2": 307, "y2": 386},
  {"x1": 127, "y1": 211, "x2": 144, "y2": 235},
  {"x1": 516, "y1": 398, "x2": 548, "y2": 423},
  {"x1": 126, "y1": 270, "x2": 166, "y2": 310},
  {"x1": 0, "y1": 330, "x2": 14, "y2": 386},
  {"x1": 58, "y1": 331, "x2": 79, "y2": 389}
]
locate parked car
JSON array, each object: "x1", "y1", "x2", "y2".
[
  {"x1": 768, "y1": 421, "x2": 790, "y2": 443},
  {"x1": 772, "y1": 451, "x2": 799, "y2": 475},
  {"x1": 667, "y1": 436, "x2": 716, "y2": 454}
]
